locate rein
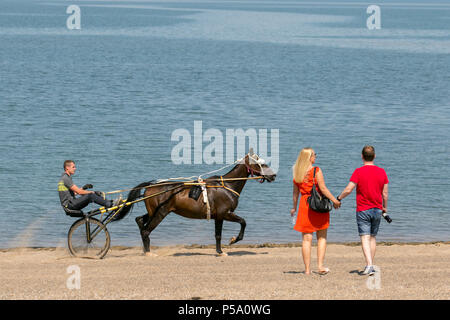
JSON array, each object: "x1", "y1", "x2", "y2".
[
  {"x1": 104, "y1": 153, "x2": 266, "y2": 195},
  {"x1": 180, "y1": 176, "x2": 264, "y2": 197},
  {"x1": 105, "y1": 176, "x2": 264, "y2": 195}
]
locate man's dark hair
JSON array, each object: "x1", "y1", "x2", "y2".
[
  {"x1": 362, "y1": 145, "x2": 375, "y2": 161},
  {"x1": 64, "y1": 160, "x2": 75, "y2": 170}
]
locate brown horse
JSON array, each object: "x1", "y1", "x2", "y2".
[{"x1": 113, "y1": 152, "x2": 276, "y2": 256}]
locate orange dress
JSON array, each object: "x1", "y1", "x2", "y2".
[{"x1": 293, "y1": 167, "x2": 330, "y2": 233}]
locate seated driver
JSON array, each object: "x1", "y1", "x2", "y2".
[{"x1": 58, "y1": 160, "x2": 121, "y2": 211}]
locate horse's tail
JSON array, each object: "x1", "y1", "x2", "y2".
[{"x1": 112, "y1": 181, "x2": 154, "y2": 222}]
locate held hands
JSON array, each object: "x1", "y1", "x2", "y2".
[
  {"x1": 333, "y1": 200, "x2": 341, "y2": 209},
  {"x1": 333, "y1": 197, "x2": 341, "y2": 209}
]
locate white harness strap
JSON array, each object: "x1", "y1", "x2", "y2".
[{"x1": 198, "y1": 178, "x2": 211, "y2": 220}]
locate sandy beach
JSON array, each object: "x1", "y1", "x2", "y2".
[{"x1": 0, "y1": 242, "x2": 449, "y2": 300}]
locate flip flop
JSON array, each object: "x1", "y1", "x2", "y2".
[{"x1": 318, "y1": 268, "x2": 330, "y2": 275}]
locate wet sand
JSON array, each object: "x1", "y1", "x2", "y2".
[{"x1": 0, "y1": 242, "x2": 449, "y2": 300}]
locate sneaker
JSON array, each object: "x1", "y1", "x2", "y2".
[
  {"x1": 361, "y1": 266, "x2": 375, "y2": 276},
  {"x1": 112, "y1": 194, "x2": 123, "y2": 207}
]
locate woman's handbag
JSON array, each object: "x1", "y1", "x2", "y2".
[{"x1": 307, "y1": 167, "x2": 333, "y2": 213}]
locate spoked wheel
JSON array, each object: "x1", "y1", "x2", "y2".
[{"x1": 68, "y1": 217, "x2": 110, "y2": 259}]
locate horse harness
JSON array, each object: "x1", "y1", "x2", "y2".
[
  {"x1": 189, "y1": 158, "x2": 265, "y2": 220},
  {"x1": 187, "y1": 176, "x2": 241, "y2": 220}
]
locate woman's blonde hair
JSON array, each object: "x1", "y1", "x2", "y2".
[{"x1": 292, "y1": 148, "x2": 314, "y2": 183}]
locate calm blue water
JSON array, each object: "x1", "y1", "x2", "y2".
[{"x1": 1, "y1": 0, "x2": 449, "y2": 248}]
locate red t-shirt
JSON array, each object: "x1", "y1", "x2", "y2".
[{"x1": 350, "y1": 165, "x2": 389, "y2": 212}]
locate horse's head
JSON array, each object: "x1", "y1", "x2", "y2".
[{"x1": 241, "y1": 149, "x2": 276, "y2": 183}]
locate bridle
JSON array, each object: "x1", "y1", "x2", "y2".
[{"x1": 243, "y1": 154, "x2": 266, "y2": 183}]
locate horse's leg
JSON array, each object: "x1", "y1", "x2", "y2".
[
  {"x1": 135, "y1": 214, "x2": 151, "y2": 253},
  {"x1": 140, "y1": 205, "x2": 170, "y2": 256},
  {"x1": 224, "y1": 212, "x2": 247, "y2": 245},
  {"x1": 215, "y1": 218, "x2": 227, "y2": 256},
  {"x1": 136, "y1": 214, "x2": 150, "y2": 230}
]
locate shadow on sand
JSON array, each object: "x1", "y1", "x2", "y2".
[
  {"x1": 172, "y1": 251, "x2": 269, "y2": 257},
  {"x1": 283, "y1": 271, "x2": 306, "y2": 275},
  {"x1": 349, "y1": 270, "x2": 364, "y2": 276}
]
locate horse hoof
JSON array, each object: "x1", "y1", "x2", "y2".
[
  {"x1": 216, "y1": 252, "x2": 228, "y2": 257},
  {"x1": 145, "y1": 252, "x2": 158, "y2": 257},
  {"x1": 229, "y1": 237, "x2": 236, "y2": 245}
]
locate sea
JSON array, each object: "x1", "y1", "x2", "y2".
[{"x1": 0, "y1": 0, "x2": 449, "y2": 248}]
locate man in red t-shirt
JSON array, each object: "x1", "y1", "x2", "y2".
[{"x1": 337, "y1": 145, "x2": 389, "y2": 276}]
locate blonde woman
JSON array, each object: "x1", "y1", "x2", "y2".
[{"x1": 291, "y1": 148, "x2": 341, "y2": 275}]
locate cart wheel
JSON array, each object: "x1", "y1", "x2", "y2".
[{"x1": 68, "y1": 217, "x2": 110, "y2": 259}]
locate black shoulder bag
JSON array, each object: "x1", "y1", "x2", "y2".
[{"x1": 307, "y1": 167, "x2": 333, "y2": 213}]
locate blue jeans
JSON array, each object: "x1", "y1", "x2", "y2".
[
  {"x1": 68, "y1": 193, "x2": 111, "y2": 210},
  {"x1": 356, "y1": 208, "x2": 382, "y2": 236}
]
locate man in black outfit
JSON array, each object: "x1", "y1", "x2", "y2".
[{"x1": 58, "y1": 160, "x2": 120, "y2": 211}]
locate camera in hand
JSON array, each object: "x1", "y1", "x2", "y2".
[{"x1": 382, "y1": 212, "x2": 392, "y2": 223}]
